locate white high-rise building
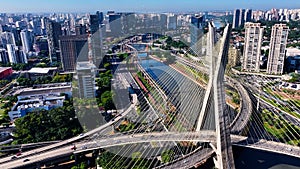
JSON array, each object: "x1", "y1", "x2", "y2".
[
  {"x1": 232, "y1": 9, "x2": 241, "y2": 29},
  {"x1": 242, "y1": 22, "x2": 264, "y2": 72},
  {"x1": 267, "y1": 24, "x2": 289, "y2": 75},
  {"x1": 7, "y1": 44, "x2": 17, "y2": 64},
  {"x1": 76, "y1": 61, "x2": 96, "y2": 98},
  {"x1": 0, "y1": 32, "x2": 16, "y2": 46},
  {"x1": 20, "y1": 30, "x2": 30, "y2": 53},
  {"x1": 167, "y1": 14, "x2": 177, "y2": 30}
]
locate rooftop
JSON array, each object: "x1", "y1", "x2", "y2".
[
  {"x1": 76, "y1": 61, "x2": 96, "y2": 70},
  {"x1": 286, "y1": 47, "x2": 300, "y2": 57},
  {"x1": 13, "y1": 94, "x2": 65, "y2": 111},
  {"x1": 28, "y1": 67, "x2": 57, "y2": 74},
  {"x1": 0, "y1": 67, "x2": 12, "y2": 72}
]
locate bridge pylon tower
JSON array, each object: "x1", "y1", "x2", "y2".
[{"x1": 196, "y1": 22, "x2": 235, "y2": 169}]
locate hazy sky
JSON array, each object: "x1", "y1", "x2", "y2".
[{"x1": 0, "y1": 0, "x2": 299, "y2": 13}]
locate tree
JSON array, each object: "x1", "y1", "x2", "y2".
[
  {"x1": 118, "y1": 53, "x2": 129, "y2": 60},
  {"x1": 161, "y1": 150, "x2": 175, "y2": 163},
  {"x1": 287, "y1": 73, "x2": 300, "y2": 83},
  {"x1": 52, "y1": 73, "x2": 72, "y2": 83},
  {"x1": 97, "y1": 151, "x2": 126, "y2": 169},
  {"x1": 101, "y1": 91, "x2": 115, "y2": 110},
  {"x1": 0, "y1": 80, "x2": 9, "y2": 88},
  {"x1": 12, "y1": 63, "x2": 28, "y2": 71},
  {"x1": 17, "y1": 77, "x2": 33, "y2": 86},
  {"x1": 35, "y1": 63, "x2": 47, "y2": 68},
  {"x1": 71, "y1": 162, "x2": 88, "y2": 169},
  {"x1": 104, "y1": 63, "x2": 111, "y2": 69},
  {"x1": 13, "y1": 100, "x2": 82, "y2": 144}
]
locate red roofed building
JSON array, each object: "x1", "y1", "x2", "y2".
[{"x1": 0, "y1": 67, "x2": 13, "y2": 79}]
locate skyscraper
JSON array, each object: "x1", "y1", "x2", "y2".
[
  {"x1": 46, "y1": 20, "x2": 62, "y2": 63},
  {"x1": 1, "y1": 31, "x2": 16, "y2": 47},
  {"x1": 233, "y1": 9, "x2": 251, "y2": 29},
  {"x1": 245, "y1": 9, "x2": 253, "y2": 22},
  {"x1": 108, "y1": 12, "x2": 122, "y2": 36},
  {"x1": 41, "y1": 17, "x2": 47, "y2": 34},
  {"x1": 232, "y1": 9, "x2": 241, "y2": 29},
  {"x1": 239, "y1": 9, "x2": 246, "y2": 27},
  {"x1": 76, "y1": 61, "x2": 96, "y2": 99},
  {"x1": 89, "y1": 15, "x2": 100, "y2": 34},
  {"x1": 75, "y1": 24, "x2": 86, "y2": 35},
  {"x1": 160, "y1": 14, "x2": 167, "y2": 31},
  {"x1": 15, "y1": 46, "x2": 27, "y2": 64},
  {"x1": 96, "y1": 11, "x2": 104, "y2": 25},
  {"x1": 89, "y1": 14, "x2": 102, "y2": 67},
  {"x1": 228, "y1": 45, "x2": 241, "y2": 68},
  {"x1": 242, "y1": 22, "x2": 264, "y2": 72},
  {"x1": 7, "y1": 44, "x2": 17, "y2": 64},
  {"x1": 0, "y1": 49, "x2": 9, "y2": 64},
  {"x1": 267, "y1": 24, "x2": 289, "y2": 74},
  {"x1": 167, "y1": 14, "x2": 177, "y2": 30},
  {"x1": 30, "y1": 18, "x2": 42, "y2": 35},
  {"x1": 20, "y1": 30, "x2": 30, "y2": 53},
  {"x1": 190, "y1": 15, "x2": 205, "y2": 57},
  {"x1": 59, "y1": 35, "x2": 88, "y2": 72}
]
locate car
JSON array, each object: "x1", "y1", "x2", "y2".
[
  {"x1": 81, "y1": 145, "x2": 87, "y2": 150},
  {"x1": 23, "y1": 159, "x2": 30, "y2": 162},
  {"x1": 71, "y1": 145, "x2": 77, "y2": 150},
  {"x1": 79, "y1": 133, "x2": 84, "y2": 137},
  {"x1": 16, "y1": 152, "x2": 22, "y2": 156},
  {"x1": 91, "y1": 134, "x2": 99, "y2": 139},
  {"x1": 11, "y1": 156, "x2": 17, "y2": 160}
]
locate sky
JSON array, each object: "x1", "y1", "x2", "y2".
[{"x1": 0, "y1": 0, "x2": 299, "y2": 13}]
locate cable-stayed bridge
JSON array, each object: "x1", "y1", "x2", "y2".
[{"x1": 1, "y1": 23, "x2": 300, "y2": 169}]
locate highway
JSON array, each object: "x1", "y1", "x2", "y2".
[
  {"x1": 156, "y1": 148, "x2": 214, "y2": 169},
  {"x1": 225, "y1": 77, "x2": 253, "y2": 134},
  {"x1": 3, "y1": 133, "x2": 300, "y2": 169},
  {"x1": 239, "y1": 76, "x2": 300, "y2": 127},
  {"x1": 1, "y1": 131, "x2": 215, "y2": 168},
  {"x1": 0, "y1": 140, "x2": 61, "y2": 152},
  {"x1": 231, "y1": 135, "x2": 300, "y2": 159},
  {"x1": 75, "y1": 131, "x2": 216, "y2": 153},
  {"x1": 0, "y1": 144, "x2": 76, "y2": 169},
  {"x1": 260, "y1": 99, "x2": 300, "y2": 126}
]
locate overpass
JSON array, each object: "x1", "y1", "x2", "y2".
[
  {"x1": 0, "y1": 140, "x2": 61, "y2": 152},
  {"x1": 74, "y1": 131, "x2": 216, "y2": 154},
  {"x1": 2, "y1": 132, "x2": 300, "y2": 169}
]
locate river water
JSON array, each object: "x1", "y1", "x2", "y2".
[
  {"x1": 233, "y1": 146, "x2": 300, "y2": 169},
  {"x1": 132, "y1": 44, "x2": 300, "y2": 168}
]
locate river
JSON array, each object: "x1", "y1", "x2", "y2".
[
  {"x1": 132, "y1": 44, "x2": 300, "y2": 168},
  {"x1": 233, "y1": 146, "x2": 300, "y2": 169}
]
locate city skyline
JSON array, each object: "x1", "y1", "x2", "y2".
[{"x1": 0, "y1": 0, "x2": 300, "y2": 13}]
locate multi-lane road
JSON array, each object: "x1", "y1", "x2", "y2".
[
  {"x1": 3, "y1": 132, "x2": 300, "y2": 169},
  {"x1": 239, "y1": 75, "x2": 300, "y2": 127}
]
